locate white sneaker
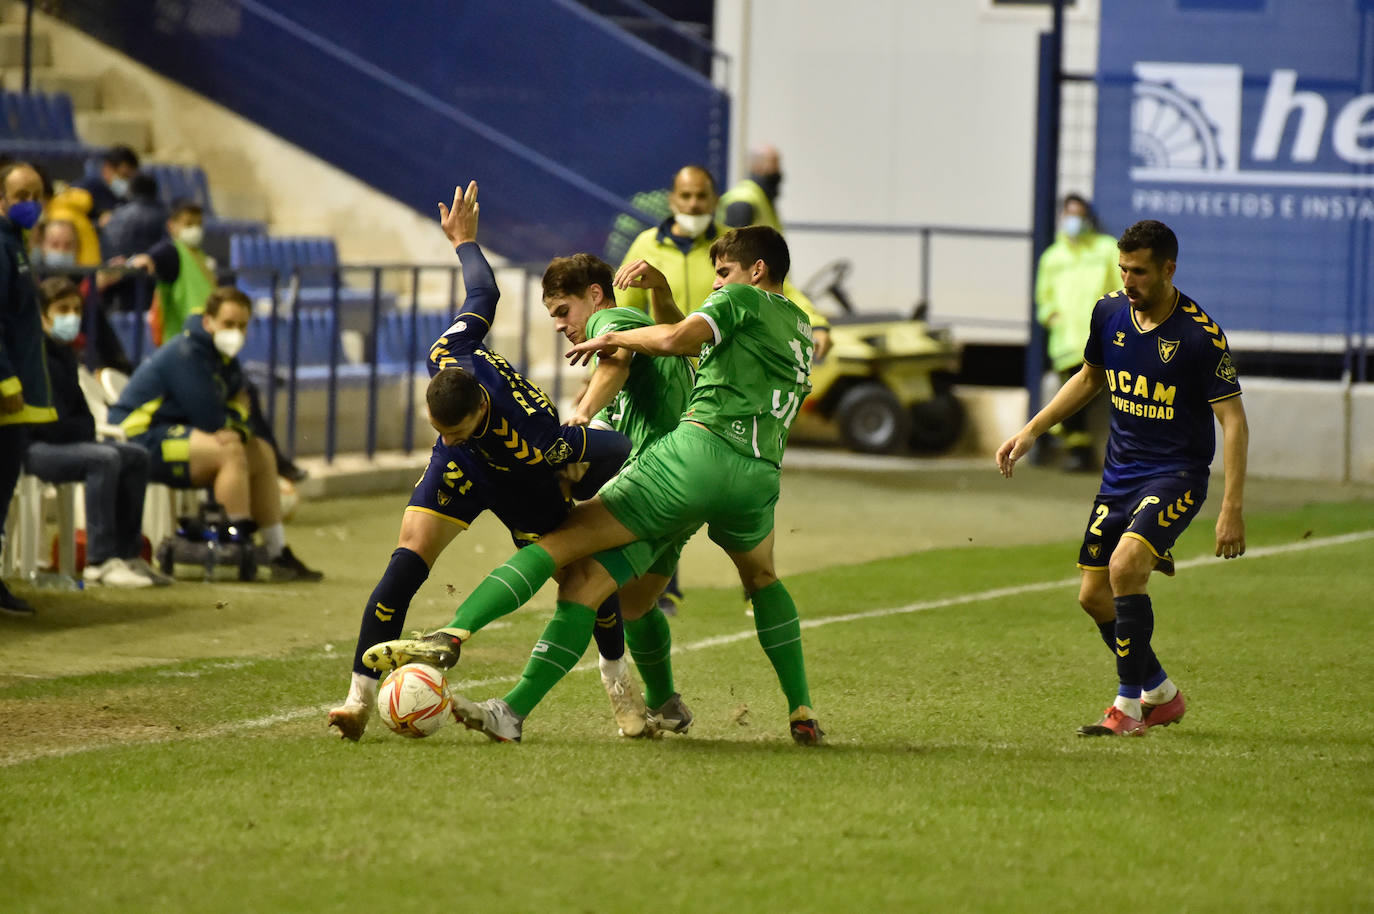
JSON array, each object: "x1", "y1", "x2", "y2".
[
  {"x1": 125, "y1": 557, "x2": 173, "y2": 586},
  {"x1": 328, "y1": 673, "x2": 378, "y2": 742},
  {"x1": 599, "y1": 655, "x2": 650, "y2": 738},
  {"x1": 83, "y1": 558, "x2": 153, "y2": 589}
]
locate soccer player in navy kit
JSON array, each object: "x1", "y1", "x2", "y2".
[
  {"x1": 327, "y1": 182, "x2": 632, "y2": 740},
  {"x1": 998, "y1": 219, "x2": 1248, "y2": 736}
]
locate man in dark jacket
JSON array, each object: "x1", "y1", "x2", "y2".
[
  {"x1": 107, "y1": 285, "x2": 321, "y2": 582},
  {"x1": 0, "y1": 162, "x2": 56, "y2": 616},
  {"x1": 25, "y1": 278, "x2": 167, "y2": 588}
]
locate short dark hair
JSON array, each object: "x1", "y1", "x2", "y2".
[
  {"x1": 1118, "y1": 220, "x2": 1178, "y2": 264},
  {"x1": 169, "y1": 197, "x2": 203, "y2": 220},
  {"x1": 102, "y1": 145, "x2": 140, "y2": 170},
  {"x1": 203, "y1": 286, "x2": 251, "y2": 318},
  {"x1": 708, "y1": 225, "x2": 790, "y2": 284},
  {"x1": 38, "y1": 276, "x2": 81, "y2": 312},
  {"x1": 674, "y1": 164, "x2": 717, "y2": 195},
  {"x1": 129, "y1": 173, "x2": 160, "y2": 200},
  {"x1": 542, "y1": 253, "x2": 615, "y2": 304},
  {"x1": 426, "y1": 367, "x2": 486, "y2": 427}
]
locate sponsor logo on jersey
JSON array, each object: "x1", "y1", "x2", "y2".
[
  {"x1": 547, "y1": 439, "x2": 573, "y2": 465},
  {"x1": 1158, "y1": 338, "x2": 1180, "y2": 363},
  {"x1": 1113, "y1": 331, "x2": 1126, "y2": 347}
]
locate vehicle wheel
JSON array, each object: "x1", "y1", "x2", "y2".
[
  {"x1": 909, "y1": 391, "x2": 966, "y2": 454},
  {"x1": 835, "y1": 383, "x2": 910, "y2": 454}
]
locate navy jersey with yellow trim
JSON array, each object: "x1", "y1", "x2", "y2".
[
  {"x1": 427, "y1": 243, "x2": 592, "y2": 474},
  {"x1": 1083, "y1": 288, "x2": 1241, "y2": 494}
]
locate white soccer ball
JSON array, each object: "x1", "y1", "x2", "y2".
[{"x1": 378, "y1": 663, "x2": 452, "y2": 738}]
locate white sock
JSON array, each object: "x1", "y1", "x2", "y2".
[
  {"x1": 262, "y1": 523, "x2": 287, "y2": 560},
  {"x1": 1143, "y1": 678, "x2": 1178, "y2": 705},
  {"x1": 344, "y1": 672, "x2": 378, "y2": 711},
  {"x1": 598, "y1": 653, "x2": 627, "y2": 683},
  {"x1": 1113, "y1": 695, "x2": 1143, "y2": 719}
]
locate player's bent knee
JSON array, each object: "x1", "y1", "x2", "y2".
[{"x1": 1107, "y1": 540, "x2": 1154, "y2": 593}]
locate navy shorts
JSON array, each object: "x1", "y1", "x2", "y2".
[
  {"x1": 129, "y1": 423, "x2": 194, "y2": 487},
  {"x1": 405, "y1": 440, "x2": 573, "y2": 547},
  {"x1": 1078, "y1": 474, "x2": 1208, "y2": 572}
]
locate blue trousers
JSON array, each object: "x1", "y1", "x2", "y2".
[{"x1": 24, "y1": 440, "x2": 150, "y2": 565}]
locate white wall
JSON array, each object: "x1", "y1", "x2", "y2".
[{"x1": 714, "y1": 0, "x2": 1099, "y2": 337}]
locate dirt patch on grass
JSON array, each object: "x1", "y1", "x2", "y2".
[{"x1": 0, "y1": 684, "x2": 193, "y2": 763}]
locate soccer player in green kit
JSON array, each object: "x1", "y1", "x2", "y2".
[{"x1": 366, "y1": 226, "x2": 823, "y2": 745}]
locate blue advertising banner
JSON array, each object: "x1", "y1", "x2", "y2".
[{"x1": 1094, "y1": 0, "x2": 1374, "y2": 342}]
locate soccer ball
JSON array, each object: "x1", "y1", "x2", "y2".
[{"x1": 378, "y1": 663, "x2": 452, "y2": 738}]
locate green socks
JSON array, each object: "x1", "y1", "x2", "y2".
[
  {"x1": 447, "y1": 544, "x2": 557, "y2": 634},
  {"x1": 625, "y1": 608, "x2": 675, "y2": 709},
  {"x1": 751, "y1": 580, "x2": 812, "y2": 713},
  {"x1": 504, "y1": 601, "x2": 595, "y2": 717}
]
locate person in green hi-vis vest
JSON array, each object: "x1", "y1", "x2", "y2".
[{"x1": 128, "y1": 199, "x2": 216, "y2": 345}]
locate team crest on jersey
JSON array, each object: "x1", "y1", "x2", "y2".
[
  {"x1": 1158, "y1": 338, "x2": 1180, "y2": 363},
  {"x1": 1113, "y1": 331, "x2": 1126, "y2": 347},
  {"x1": 1088, "y1": 544, "x2": 1101, "y2": 559},
  {"x1": 1216, "y1": 351, "x2": 1238, "y2": 384},
  {"x1": 547, "y1": 439, "x2": 573, "y2": 465},
  {"x1": 436, "y1": 492, "x2": 450, "y2": 506}
]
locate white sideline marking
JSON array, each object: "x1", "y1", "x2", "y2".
[{"x1": 4, "y1": 530, "x2": 1370, "y2": 767}]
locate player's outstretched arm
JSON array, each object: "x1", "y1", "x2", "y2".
[
  {"x1": 566, "y1": 315, "x2": 714, "y2": 366},
  {"x1": 997, "y1": 363, "x2": 1106, "y2": 477},
  {"x1": 1212, "y1": 396, "x2": 1248, "y2": 558}
]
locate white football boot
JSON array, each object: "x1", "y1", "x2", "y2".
[{"x1": 599, "y1": 654, "x2": 650, "y2": 738}]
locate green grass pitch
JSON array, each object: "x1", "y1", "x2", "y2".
[{"x1": 1, "y1": 463, "x2": 1371, "y2": 913}]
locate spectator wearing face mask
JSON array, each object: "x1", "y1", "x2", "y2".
[
  {"x1": 0, "y1": 161, "x2": 57, "y2": 616},
  {"x1": 32, "y1": 219, "x2": 135, "y2": 379},
  {"x1": 106, "y1": 286, "x2": 322, "y2": 582},
  {"x1": 47, "y1": 146, "x2": 140, "y2": 267},
  {"x1": 127, "y1": 198, "x2": 217, "y2": 344},
  {"x1": 717, "y1": 145, "x2": 830, "y2": 359},
  {"x1": 24, "y1": 278, "x2": 167, "y2": 588},
  {"x1": 1034, "y1": 193, "x2": 1120, "y2": 472},
  {"x1": 102, "y1": 174, "x2": 168, "y2": 260}
]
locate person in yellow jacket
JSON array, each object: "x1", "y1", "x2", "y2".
[
  {"x1": 621, "y1": 164, "x2": 831, "y2": 357},
  {"x1": 0, "y1": 163, "x2": 57, "y2": 616},
  {"x1": 718, "y1": 145, "x2": 831, "y2": 359},
  {"x1": 1034, "y1": 194, "x2": 1119, "y2": 471}
]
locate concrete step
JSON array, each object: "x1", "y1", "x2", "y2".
[
  {"x1": 0, "y1": 23, "x2": 51, "y2": 68},
  {"x1": 75, "y1": 109, "x2": 151, "y2": 151},
  {"x1": 1, "y1": 68, "x2": 100, "y2": 108}
]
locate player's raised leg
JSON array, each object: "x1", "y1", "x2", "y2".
[{"x1": 329, "y1": 507, "x2": 463, "y2": 740}]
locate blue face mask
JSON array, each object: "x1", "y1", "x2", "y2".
[
  {"x1": 6, "y1": 199, "x2": 41, "y2": 230},
  {"x1": 49, "y1": 312, "x2": 81, "y2": 343}
]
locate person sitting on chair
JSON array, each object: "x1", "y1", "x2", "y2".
[
  {"x1": 24, "y1": 278, "x2": 168, "y2": 587},
  {"x1": 106, "y1": 285, "x2": 321, "y2": 581}
]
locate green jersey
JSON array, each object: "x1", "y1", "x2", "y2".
[
  {"x1": 685, "y1": 283, "x2": 813, "y2": 465},
  {"x1": 585, "y1": 306, "x2": 694, "y2": 461}
]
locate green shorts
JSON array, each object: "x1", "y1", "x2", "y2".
[{"x1": 595, "y1": 423, "x2": 779, "y2": 582}]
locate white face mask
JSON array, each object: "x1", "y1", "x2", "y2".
[
  {"x1": 1061, "y1": 214, "x2": 1085, "y2": 239},
  {"x1": 213, "y1": 328, "x2": 245, "y2": 358},
  {"x1": 176, "y1": 225, "x2": 205, "y2": 249},
  {"x1": 109, "y1": 176, "x2": 131, "y2": 198},
  {"x1": 42, "y1": 250, "x2": 77, "y2": 268},
  {"x1": 50, "y1": 312, "x2": 81, "y2": 343},
  {"x1": 673, "y1": 211, "x2": 712, "y2": 238}
]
